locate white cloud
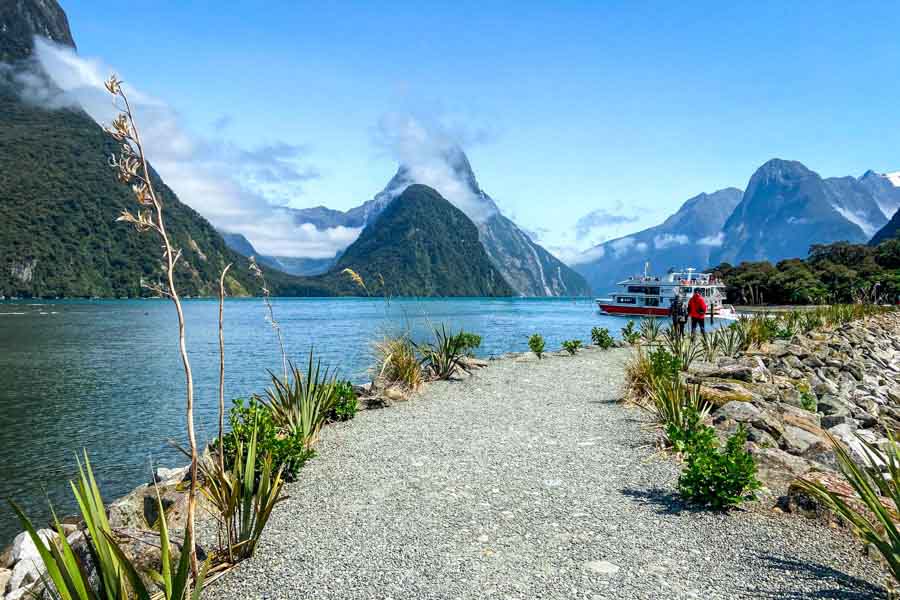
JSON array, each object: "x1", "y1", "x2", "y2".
[
  {"x1": 653, "y1": 233, "x2": 688, "y2": 249},
  {"x1": 697, "y1": 232, "x2": 725, "y2": 247},
  {"x1": 610, "y1": 237, "x2": 636, "y2": 257},
  {"x1": 13, "y1": 39, "x2": 344, "y2": 258},
  {"x1": 372, "y1": 113, "x2": 498, "y2": 223},
  {"x1": 557, "y1": 244, "x2": 605, "y2": 266}
]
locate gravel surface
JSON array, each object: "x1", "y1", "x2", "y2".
[{"x1": 210, "y1": 347, "x2": 888, "y2": 599}]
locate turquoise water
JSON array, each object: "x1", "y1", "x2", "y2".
[{"x1": 0, "y1": 297, "x2": 623, "y2": 543}]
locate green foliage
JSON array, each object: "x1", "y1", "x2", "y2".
[
  {"x1": 201, "y1": 416, "x2": 286, "y2": 562},
  {"x1": 261, "y1": 354, "x2": 338, "y2": 449},
  {"x1": 454, "y1": 331, "x2": 482, "y2": 356},
  {"x1": 528, "y1": 333, "x2": 545, "y2": 359},
  {"x1": 417, "y1": 323, "x2": 470, "y2": 380},
  {"x1": 329, "y1": 381, "x2": 359, "y2": 422},
  {"x1": 561, "y1": 339, "x2": 583, "y2": 355},
  {"x1": 591, "y1": 327, "x2": 614, "y2": 349},
  {"x1": 648, "y1": 347, "x2": 682, "y2": 381},
  {"x1": 712, "y1": 240, "x2": 900, "y2": 306},
  {"x1": 677, "y1": 424, "x2": 761, "y2": 510},
  {"x1": 662, "y1": 328, "x2": 704, "y2": 371},
  {"x1": 327, "y1": 185, "x2": 515, "y2": 297},
  {"x1": 795, "y1": 429, "x2": 900, "y2": 590},
  {"x1": 621, "y1": 321, "x2": 640, "y2": 345},
  {"x1": 0, "y1": 86, "x2": 319, "y2": 299},
  {"x1": 11, "y1": 452, "x2": 206, "y2": 599},
  {"x1": 665, "y1": 405, "x2": 716, "y2": 455},
  {"x1": 217, "y1": 398, "x2": 315, "y2": 482}
]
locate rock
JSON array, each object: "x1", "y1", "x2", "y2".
[
  {"x1": 783, "y1": 471, "x2": 897, "y2": 529},
  {"x1": 0, "y1": 544, "x2": 12, "y2": 569},
  {"x1": 153, "y1": 465, "x2": 189, "y2": 485},
  {"x1": 691, "y1": 363, "x2": 755, "y2": 382},
  {"x1": 693, "y1": 378, "x2": 760, "y2": 408},
  {"x1": 780, "y1": 425, "x2": 824, "y2": 455},
  {"x1": 821, "y1": 414, "x2": 854, "y2": 429},
  {"x1": 9, "y1": 558, "x2": 41, "y2": 592},
  {"x1": 816, "y1": 394, "x2": 849, "y2": 417},
  {"x1": 6, "y1": 586, "x2": 36, "y2": 600},
  {"x1": 0, "y1": 568, "x2": 11, "y2": 594},
  {"x1": 585, "y1": 560, "x2": 619, "y2": 576},
  {"x1": 828, "y1": 424, "x2": 885, "y2": 468},
  {"x1": 108, "y1": 484, "x2": 190, "y2": 531},
  {"x1": 751, "y1": 446, "x2": 819, "y2": 494},
  {"x1": 9, "y1": 529, "x2": 56, "y2": 566},
  {"x1": 713, "y1": 401, "x2": 761, "y2": 423}
]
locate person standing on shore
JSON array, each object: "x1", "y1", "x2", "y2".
[
  {"x1": 669, "y1": 294, "x2": 686, "y2": 337},
  {"x1": 688, "y1": 289, "x2": 707, "y2": 338}
]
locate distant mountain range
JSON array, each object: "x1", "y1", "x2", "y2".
[
  {"x1": 225, "y1": 148, "x2": 591, "y2": 297},
  {"x1": 574, "y1": 159, "x2": 900, "y2": 293}
]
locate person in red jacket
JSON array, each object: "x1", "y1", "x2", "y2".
[{"x1": 687, "y1": 290, "x2": 707, "y2": 338}]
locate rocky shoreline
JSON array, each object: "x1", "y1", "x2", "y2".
[
  {"x1": 2, "y1": 313, "x2": 898, "y2": 598},
  {"x1": 683, "y1": 311, "x2": 900, "y2": 511}
]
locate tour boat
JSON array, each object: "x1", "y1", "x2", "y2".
[{"x1": 596, "y1": 267, "x2": 737, "y2": 319}]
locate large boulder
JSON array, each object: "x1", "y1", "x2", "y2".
[{"x1": 750, "y1": 445, "x2": 820, "y2": 495}]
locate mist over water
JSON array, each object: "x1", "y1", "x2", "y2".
[{"x1": 0, "y1": 297, "x2": 620, "y2": 544}]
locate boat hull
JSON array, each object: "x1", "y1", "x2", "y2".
[{"x1": 596, "y1": 303, "x2": 669, "y2": 317}]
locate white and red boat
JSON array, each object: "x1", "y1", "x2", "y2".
[{"x1": 596, "y1": 267, "x2": 737, "y2": 319}]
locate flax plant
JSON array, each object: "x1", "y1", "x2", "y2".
[
  {"x1": 104, "y1": 75, "x2": 200, "y2": 575},
  {"x1": 261, "y1": 353, "x2": 338, "y2": 448}
]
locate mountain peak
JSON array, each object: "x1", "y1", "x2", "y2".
[{"x1": 0, "y1": 0, "x2": 76, "y2": 62}]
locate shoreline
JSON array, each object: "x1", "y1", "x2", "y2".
[{"x1": 3, "y1": 311, "x2": 898, "y2": 598}]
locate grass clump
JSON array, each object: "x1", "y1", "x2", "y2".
[
  {"x1": 562, "y1": 339, "x2": 583, "y2": 355},
  {"x1": 591, "y1": 327, "x2": 615, "y2": 349},
  {"x1": 529, "y1": 334, "x2": 545, "y2": 359},
  {"x1": 372, "y1": 334, "x2": 423, "y2": 392}
]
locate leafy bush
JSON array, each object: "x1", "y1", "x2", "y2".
[
  {"x1": 329, "y1": 381, "x2": 359, "y2": 422},
  {"x1": 797, "y1": 382, "x2": 817, "y2": 412},
  {"x1": 562, "y1": 339, "x2": 583, "y2": 355},
  {"x1": 262, "y1": 354, "x2": 339, "y2": 449},
  {"x1": 202, "y1": 417, "x2": 286, "y2": 562},
  {"x1": 417, "y1": 324, "x2": 469, "y2": 380},
  {"x1": 372, "y1": 334, "x2": 422, "y2": 390},
  {"x1": 795, "y1": 429, "x2": 900, "y2": 591},
  {"x1": 591, "y1": 327, "x2": 615, "y2": 349},
  {"x1": 621, "y1": 321, "x2": 640, "y2": 345},
  {"x1": 528, "y1": 333, "x2": 545, "y2": 359},
  {"x1": 11, "y1": 453, "x2": 207, "y2": 599},
  {"x1": 648, "y1": 347, "x2": 681, "y2": 381},
  {"x1": 677, "y1": 423, "x2": 761, "y2": 510},
  {"x1": 665, "y1": 405, "x2": 716, "y2": 455},
  {"x1": 454, "y1": 331, "x2": 482, "y2": 356},
  {"x1": 218, "y1": 398, "x2": 315, "y2": 482}
]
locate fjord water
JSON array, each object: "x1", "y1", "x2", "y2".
[{"x1": 0, "y1": 297, "x2": 618, "y2": 543}]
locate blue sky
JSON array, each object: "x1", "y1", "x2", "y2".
[{"x1": 62, "y1": 0, "x2": 900, "y2": 258}]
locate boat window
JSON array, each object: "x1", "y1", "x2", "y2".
[
  {"x1": 626, "y1": 285, "x2": 661, "y2": 295},
  {"x1": 645, "y1": 297, "x2": 660, "y2": 307},
  {"x1": 616, "y1": 296, "x2": 636, "y2": 304}
]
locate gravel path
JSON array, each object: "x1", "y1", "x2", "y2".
[{"x1": 210, "y1": 347, "x2": 888, "y2": 599}]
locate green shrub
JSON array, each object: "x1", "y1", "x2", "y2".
[
  {"x1": 591, "y1": 327, "x2": 615, "y2": 349},
  {"x1": 218, "y1": 398, "x2": 315, "y2": 482},
  {"x1": 621, "y1": 321, "x2": 640, "y2": 345},
  {"x1": 529, "y1": 333, "x2": 545, "y2": 359},
  {"x1": 454, "y1": 331, "x2": 482, "y2": 356},
  {"x1": 677, "y1": 423, "x2": 761, "y2": 510},
  {"x1": 665, "y1": 405, "x2": 715, "y2": 455},
  {"x1": 648, "y1": 347, "x2": 681, "y2": 381},
  {"x1": 562, "y1": 339, "x2": 583, "y2": 355},
  {"x1": 329, "y1": 381, "x2": 359, "y2": 421}
]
